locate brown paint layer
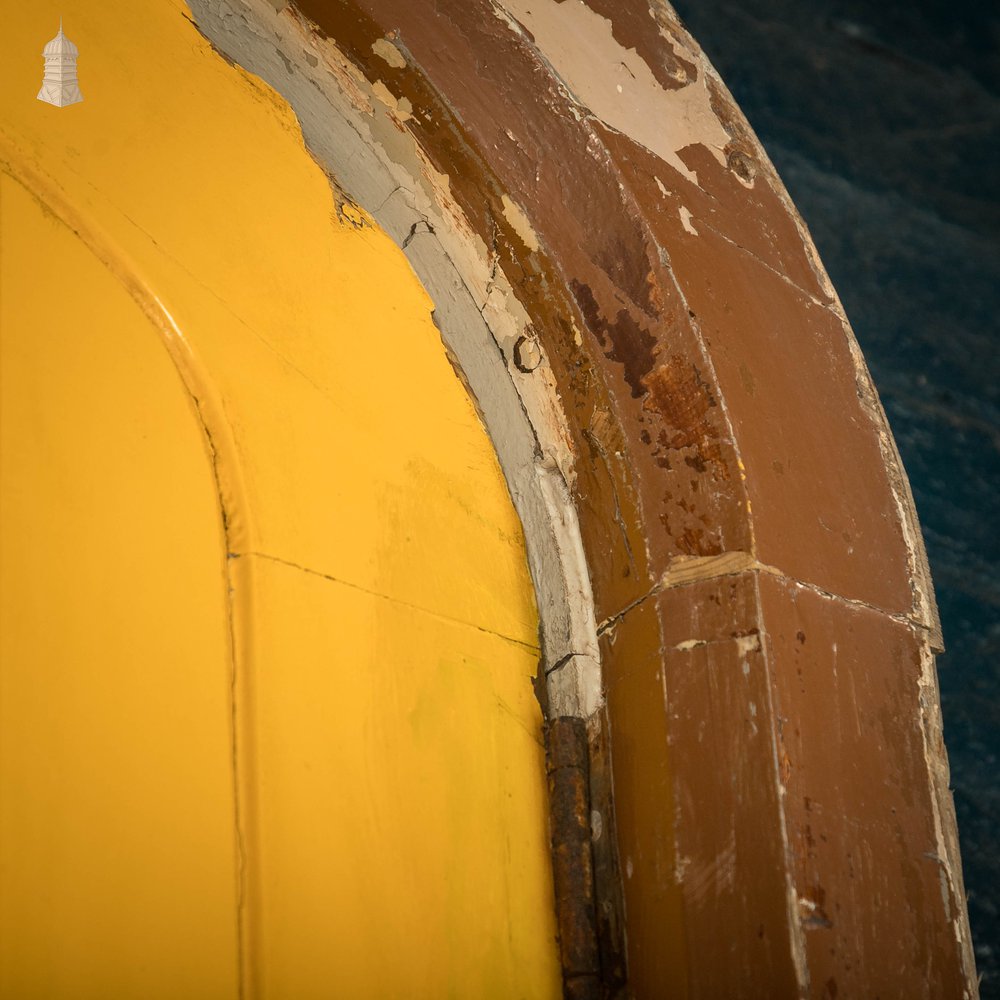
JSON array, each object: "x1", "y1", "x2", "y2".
[
  {"x1": 598, "y1": 595, "x2": 688, "y2": 996},
  {"x1": 655, "y1": 574, "x2": 802, "y2": 998},
  {"x1": 667, "y1": 216, "x2": 914, "y2": 612},
  {"x1": 758, "y1": 574, "x2": 966, "y2": 996}
]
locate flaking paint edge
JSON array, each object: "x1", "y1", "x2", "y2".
[{"x1": 187, "y1": 0, "x2": 603, "y2": 720}]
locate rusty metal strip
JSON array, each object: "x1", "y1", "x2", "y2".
[{"x1": 546, "y1": 716, "x2": 601, "y2": 999}]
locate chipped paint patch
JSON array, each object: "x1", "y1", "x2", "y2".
[
  {"x1": 371, "y1": 78, "x2": 413, "y2": 120},
  {"x1": 495, "y1": 0, "x2": 731, "y2": 184},
  {"x1": 371, "y1": 36, "x2": 406, "y2": 69},
  {"x1": 679, "y1": 205, "x2": 698, "y2": 235},
  {"x1": 501, "y1": 193, "x2": 540, "y2": 253},
  {"x1": 674, "y1": 638, "x2": 705, "y2": 651},
  {"x1": 672, "y1": 633, "x2": 759, "y2": 655},
  {"x1": 659, "y1": 550, "x2": 758, "y2": 587}
]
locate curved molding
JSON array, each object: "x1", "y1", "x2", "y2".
[
  {"x1": 184, "y1": 2, "x2": 975, "y2": 997},
  {"x1": 0, "y1": 136, "x2": 261, "y2": 991},
  {"x1": 0, "y1": 134, "x2": 251, "y2": 552}
]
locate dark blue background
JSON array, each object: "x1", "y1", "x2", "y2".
[{"x1": 670, "y1": 0, "x2": 1000, "y2": 991}]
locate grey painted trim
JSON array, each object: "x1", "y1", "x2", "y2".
[{"x1": 189, "y1": 0, "x2": 603, "y2": 717}]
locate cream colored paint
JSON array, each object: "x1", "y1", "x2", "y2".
[
  {"x1": 679, "y1": 205, "x2": 699, "y2": 234},
  {"x1": 501, "y1": 193, "x2": 541, "y2": 253},
  {"x1": 494, "y1": 0, "x2": 732, "y2": 185},
  {"x1": 371, "y1": 78, "x2": 413, "y2": 120},
  {"x1": 371, "y1": 36, "x2": 406, "y2": 69}
]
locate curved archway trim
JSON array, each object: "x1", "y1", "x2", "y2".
[{"x1": 187, "y1": 1, "x2": 976, "y2": 996}]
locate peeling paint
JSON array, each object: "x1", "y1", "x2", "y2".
[
  {"x1": 186, "y1": 0, "x2": 600, "y2": 725},
  {"x1": 371, "y1": 36, "x2": 405, "y2": 69},
  {"x1": 495, "y1": 0, "x2": 731, "y2": 184},
  {"x1": 371, "y1": 78, "x2": 412, "y2": 121},
  {"x1": 501, "y1": 192, "x2": 541, "y2": 253},
  {"x1": 678, "y1": 205, "x2": 698, "y2": 235}
]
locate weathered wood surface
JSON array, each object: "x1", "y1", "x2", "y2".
[{"x1": 189, "y1": 2, "x2": 978, "y2": 995}]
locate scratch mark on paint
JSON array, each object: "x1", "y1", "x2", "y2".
[{"x1": 238, "y1": 550, "x2": 541, "y2": 652}]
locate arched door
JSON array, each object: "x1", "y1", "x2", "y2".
[{"x1": 0, "y1": 5, "x2": 562, "y2": 995}]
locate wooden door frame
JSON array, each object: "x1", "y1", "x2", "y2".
[{"x1": 187, "y1": 3, "x2": 977, "y2": 995}]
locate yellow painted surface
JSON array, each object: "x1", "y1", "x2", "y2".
[
  {"x1": 0, "y1": 175, "x2": 241, "y2": 999},
  {"x1": 0, "y1": 2, "x2": 560, "y2": 997}
]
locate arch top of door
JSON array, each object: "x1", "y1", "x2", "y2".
[{"x1": 186, "y1": 1, "x2": 973, "y2": 995}]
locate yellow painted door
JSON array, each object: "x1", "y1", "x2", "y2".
[
  {"x1": 0, "y1": 3, "x2": 562, "y2": 997},
  {"x1": 0, "y1": 173, "x2": 242, "y2": 1000}
]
